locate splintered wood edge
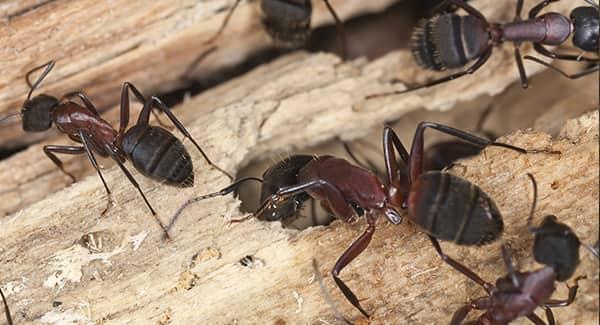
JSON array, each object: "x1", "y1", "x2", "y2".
[
  {"x1": 0, "y1": 0, "x2": 398, "y2": 149},
  {"x1": 0, "y1": 101, "x2": 597, "y2": 323}
]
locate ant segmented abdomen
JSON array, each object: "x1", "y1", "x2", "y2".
[
  {"x1": 121, "y1": 126, "x2": 194, "y2": 188},
  {"x1": 409, "y1": 172, "x2": 503, "y2": 246},
  {"x1": 411, "y1": 14, "x2": 489, "y2": 71}
]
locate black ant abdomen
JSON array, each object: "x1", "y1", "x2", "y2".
[
  {"x1": 409, "y1": 172, "x2": 503, "y2": 245},
  {"x1": 261, "y1": 0, "x2": 313, "y2": 49},
  {"x1": 121, "y1": 125, "x2": 194, "y2": 188},
  {"x1": 411, "y1": 14, "x2": 488, "y2": 71}
]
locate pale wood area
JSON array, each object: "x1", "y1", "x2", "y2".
[
  {"x1": 0, "y1": 103, "x2": 597, "y2": 323},
  {"x1": 0, "y1": 0, "x2": 597, "y2": 324},
  {"x1": 0, "y1": 0, "x2": 398, "y2": 149}
]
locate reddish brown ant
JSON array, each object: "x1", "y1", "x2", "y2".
[
  {"x1": 169, "y1": 122, "x2": 557, "y2": 317},
  {"x1": 0, "y1": 61, "x2": 232, "y2": 239},
  {"x1": 366, "y1": 0, "x2": 599, "y2": 99},
  {"x1": 448, "y1": 173, "x2": 596, "y2": 324}
]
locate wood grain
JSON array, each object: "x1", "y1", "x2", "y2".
[{"x1": 0, "y1": 105, "x2": 597, "y2": 323}]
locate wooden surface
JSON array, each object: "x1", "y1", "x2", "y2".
[
  {"x1": 0, "y1": 0, "x2": 398, "y2": 149},
  {"x1": 0, "y1": 105, "x2": 597, "y2": 324},
  {"x1": 0, "y1": 0, "x2": 597, "y2": 324}
]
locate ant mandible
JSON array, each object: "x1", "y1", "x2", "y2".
[
  {"x1": 366, "y1": 0, "x2": 599, "y2": 99},
  {"x1": 169, "y1": 121, "x2": 557, "y2": 317},
  {"x1": 0, "y1": 61, "x2": 233, "y2": 239},
  {"x1": 448, "y1": 173, "x2": 597, "y2": 324}
]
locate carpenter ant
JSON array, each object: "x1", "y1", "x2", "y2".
[
  {"x1": 448, "y1": 173, "x2": 595, "y2": 324},
  {"x1": 0, "y1": 288, "x2": 12, "y2": 325},
  {"x1": 170, "y1": 121, "x2": 557, "y2": 317},
  {"x1": 366, "y1": 0, "x2": 600, "y2": 100},
  {"x1": 0, "y1": 61, "x2": 232, "y2": 239},
  {"x1": 204, "y1": 0, "x2": 348, "y2": 56}
]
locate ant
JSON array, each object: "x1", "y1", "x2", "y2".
[
  {"x1": 366, "y1": 0, "x2": 600, "y2": 100},
  {"x1": 448, "y1": 173, "x2": 597, "y2": 324},
  {"x1": 204, "y1": 0, "x2": 348, "y2": 56},
  {"x1": 0, "y1": 288, "x2": 12, "y2": 325},
  {"x1": 169, "y1": 121, "x2": 557, "y2": 317},
  {"x1": 0, "y1": 61, "x2": 233, "y2": 239}
]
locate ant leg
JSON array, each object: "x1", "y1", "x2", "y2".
[
  {"x1": 78, "y1": 132, "x2": 115, "y2": 216},
  {"x1": 332, "y1": 215, "x2": 375, "y2": 318},
  {"x1": 429, "y1": 236, "x2": 495, "y2": 293},
  {"x1": 166, "y1": 177, "x2": 263, "y2": 232},
  {"x1": 43, "y1": 145, "x2": 85, "y2": 182},
  {"x1": 61, "y1": 91, "x2": 101, "y2": 116},
  {"x1": 515, "y1": 46, "x2": 529, "y2": 88},
  {"x1": 524, "y1": 56, "x2": 599, "y2": 79},
  {"x1": 119, "y1": 82, "x2": 171, "y2": 132},
  {"x1": 181, "y1": 46, "x2": 218, "y2": 82},
  {"x1": 533, "y1": 43, "x2": 599, "y2": 62},
  {"x1": 526, "y1": 312, "x2": 548, "y2": 325},
  {"x1": 382, "y1": 127, "x2": 410, "y2": 205},
  {"x1": 255, "y1": 180, "x2": 354, "y2": 221},
  {"x1": 450, "y1": 304, "x2": 473, "y2": 325},
  {"x1": 322, "y1": 0, "x2": 348, "y2": 59},
  {"x1": 407, "y1": 122, "x2": 559, "y2": 184},
  {"x1": 137, "y1": 95, "x2": 233, "y2": 180},
  {"x1": 443, "y1": 0, "x2": 487, "y2": 21},
  {"x1": 543, "y1": 276, "x2": 585, "y2": 307},
  {"x1": 542, "y1": 307, "x2": 556, "y2": 325},
  {"x1": 501, "y1": 244, "x2": 521, "y2": 288},
  {"x1": 514, "y1": 0, "x2": 524, "y2": 21},
  {"x1": 365, "y1": 48, "x2": 492, "y2": 99},
  {"x1": 105, "y1": 147, "x2": 170, "y2": 239},
  {"x1": 0, "y1": 288, "x2": 13, "y2": 325},
  {"x1": 528, "y1": 0, "x2": 560, "y2": 18},
  {"x1": 203, "y1": 0, "x2": 241, "y2": 45},
  {"x1": 342, "y1": 141, "x2": 379, "y2": 174},
  {"x1": 25, "y1": 61, "x2": 55, "y2": 100}
]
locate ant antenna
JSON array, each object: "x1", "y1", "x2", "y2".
[
  {"x1": 0, "y1": 112, "x2": 22, "y2": 124},
  {"x1": 166, "y1": 177, "x2": 263, "y2": 232},
  {"x1": 525, "y1": 173, "x2": 538, "y2": 232},
  {"x1": 322, "y1": 0, "x2": 349, "y2": 59},
  {"x1": 25, "y1": 61, "x2": 55, "y2": 100}
]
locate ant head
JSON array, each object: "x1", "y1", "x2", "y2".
[
  {"x1": 20, "y1": 61, "x2": 58, "y2": 132},
  {"x1": 22, "y1": 94, "x2": 58, "y2": 132},
  {"x1": 570, "y1": 6, "x2": 599, "y2": 52},
  {"x1": 532, "y1": 215, "x2": 581, "y2": 281},
  {"x1": 260, "y1": 0, "x2": 312, "y2": 48}
]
